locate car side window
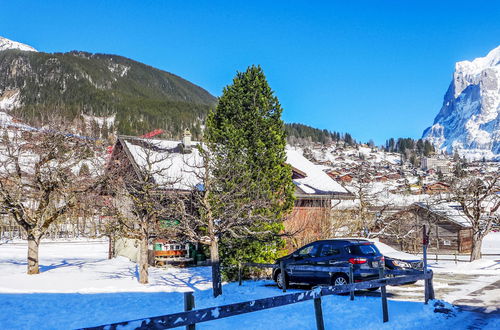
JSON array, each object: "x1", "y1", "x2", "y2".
[
  {"x1": 319, "y1": 244, "x2": 340, "y2": 257},
  {"x1": 298, "y1": 244, "x2": 320, "y2": 257}
]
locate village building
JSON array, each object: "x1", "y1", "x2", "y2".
[{"x1": 420, "y1": 156, "x2": 451, "y2": 174}]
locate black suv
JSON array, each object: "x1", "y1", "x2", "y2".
[{"x1": 273, "y1": 239, "x2": 384, "y2": 289}]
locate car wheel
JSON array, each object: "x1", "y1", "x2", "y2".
[
  {"x1": 276, "y1": 270, "x2": 289, "y2": 289},
  {"x1": 332, "y1": 273, "x2": 349, "y2": 286}
]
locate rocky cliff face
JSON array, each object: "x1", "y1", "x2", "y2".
[{"x1": 423, "y1": 45, "x2": 500, "y2": 160}]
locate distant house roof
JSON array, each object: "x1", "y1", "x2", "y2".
[{"x1": 114, "y1": 137, "x2": 352, "y2": 198}]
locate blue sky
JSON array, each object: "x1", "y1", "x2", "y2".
[{"x1": 1, "y1": 1, "x2": 499, "y2": 144}]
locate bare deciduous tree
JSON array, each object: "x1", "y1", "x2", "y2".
[
  {"x1": 105, "y1": 138, "x2": 181, "y2": 284},
  {"x1": 0, "y1": 121, "x2": 102, "y2": 274},
  {"x1": 343, "y1": 176, "x2": 393, "y2": 237},
  {"x1": 447, "y1": 174, "x2": 500, "y2": 261}
]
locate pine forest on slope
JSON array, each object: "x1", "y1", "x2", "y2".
[{"x1": 0, "y1": 48, "x2": 216, "y2": 138}]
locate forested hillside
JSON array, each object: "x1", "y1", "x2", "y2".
[
  {"x1": 285, "y1": 123, "x2": 356, "y2": 145},
  {"x1": 0, "y1": 49, "x2": 216, "y2": 138}
]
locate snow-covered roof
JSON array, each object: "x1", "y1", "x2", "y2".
[
  {"x1": 120, "y1": 137, "x2": 202, "y2": 191},
  {"x1": 285, "y1": 148, "x2": 350, "y2": 197},
  {"x1": 414, "y1": 202, "x2": 471, "y2": 228}
]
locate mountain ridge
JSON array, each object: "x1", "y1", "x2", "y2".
[{"x1": 0, "y1": 37, "x2": 216, "y2": 138}]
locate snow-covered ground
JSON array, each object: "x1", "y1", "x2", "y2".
[
  {"x1": 483, "y1": 232, "x2": 500, "y2": 254},
  {"x1": 0, "y1": 240, "x2": 499, "y2": 329}
]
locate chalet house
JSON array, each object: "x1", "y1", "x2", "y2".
[
  {"x1": 109, "y1": 134, "x2": 354, "y2": 256},
  {"x1": 374, "y1": 176, "x2": 388, "y2": 182},
  {"x1": 423, "y1": 182, "x2": 450, "y2": 194},
  {"x1": 285, "y1": 149, "x2": 354, "y2": 249},
  {"x1": 386, "y1": 173, "x2": 402, "y2": 180},
  {"x1": 379, "y1": 202, "x2": 472, "y2": 254},
  {"x1": 360, "y1": 177, "x2": 371, "y2": 184},
  {"x1": 326, "y1": 170, "x2": 341, "y2": 179},
  {"x1": 336, "y1": 174, "x2": 353, "y2": 183}
]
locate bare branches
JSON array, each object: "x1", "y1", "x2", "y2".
[
  {"x1": 0, "y1": 117, "x2": 105, "y2": 273},
  {"x1": 435, "y1": 172, "x2": 500, "y2": 260}
]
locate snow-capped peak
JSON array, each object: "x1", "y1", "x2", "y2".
[
  {"x1": 0, "y1": 36, "x2": 37, "y2": 52},
  {"x1": 456, "y1": 45, "x2": 500, "y2": 76},
  {"x1": 423, "y1": 45, "x2": 500, "y2": 161}
]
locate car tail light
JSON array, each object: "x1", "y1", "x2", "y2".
[
  {"x1": 380, "y1": 256, "x2": 385, "y2": 262},
  {"x1": 349, "y1": 258, "x2": 367, "y2": 264}
]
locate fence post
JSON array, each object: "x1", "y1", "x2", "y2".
[
  {"x1": 423, "y1": 225, "x2": 429, "y2": 305},
  {"x1": 238, "y1": 262, "x2": 242, "y2": 286},
  {"x1": 184, "y1": 292, "x2": 195, "y2": 330},
  {"x1": 435, "y1": 254, "x2": 438, "y2": 262},
  {"x1": 280, "y1": 261, "x2": 287, "y2": 293},
  {"x1": 427, "y1": 270, "x2": 435, "y2": 300},
  {"x1": 454, "y1": 253, "x2": 457, "y2": 264},
  {"x1": 379, "y1": 264, "x2": 389, "y2": 323},
  {"x1": 313, "y1": 296, "x2": 325, "y2": 330},
  {"x1": 349, "y1": 263, "x2": 354, "y2": 301}
]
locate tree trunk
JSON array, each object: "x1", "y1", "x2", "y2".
[
  {"x1": 138, "y1": 236, "x2": 149, "y2": 284},
  {"x1": 27, "y1": 231, "x2": 42, "y2": 275},
  {"x1": 108, "y1": 235, "x2": 114, "y2": 259},
  {"x1": 470, "y1": 231, "x2": 483, "y2": 262},
  {"x1": 210, "y1": 237, "x2": 222, "y2": 297}
]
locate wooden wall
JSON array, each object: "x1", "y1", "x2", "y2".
[{"x1": 284, "y1": 205, "x2": 330, "y2": 251}]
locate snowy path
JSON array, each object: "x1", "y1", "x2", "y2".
[{"x1": 0, "y1": 240, "x2": 499, "y2": 329}]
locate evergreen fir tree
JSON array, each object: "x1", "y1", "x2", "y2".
[{"x1": 205, "y1": 65, "x2": 295, "y2": 292}]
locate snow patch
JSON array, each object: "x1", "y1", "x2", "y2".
[
  {"x1": 0, "y1": 36, "x2": 37, "y2": 52},
  {"x1": 0, "y1": 89, "x2": 21, "y2": 110}
]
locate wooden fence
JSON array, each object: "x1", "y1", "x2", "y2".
[{"x1": 82, "y1": 265, "x2": 433, "y2": 330}]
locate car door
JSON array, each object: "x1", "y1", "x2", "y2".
[
  {"x1": 314, "y1": 243, "x2": 343, "y2": 284},
  {"x1": 288, "y1": 243, "x2": 321, "y2": 284}
]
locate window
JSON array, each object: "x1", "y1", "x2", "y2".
[
  {"x1": 319, "y1": 244, "x2": 340, "y2": 257},
  {"x1": 298, "y1": 244, "x2": 320, "y2": 257},
  {"x1": 347, "y1": 244, "x2": 379, "y2": 256}
]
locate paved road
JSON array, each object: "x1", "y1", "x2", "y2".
[
  {"x1": 349, "y1": 273, "x2": 500, "y2": 315},
  {"x1": 453, "y1": 280, "x2": 500, "y2": 314}
]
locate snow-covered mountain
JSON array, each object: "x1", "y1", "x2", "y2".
[
  {"x1": 423, "y1": 45, "x2": 500, "y2": 160},
  {"x1": 0, "y1": 36, "x2": 37, "y2": 52}
]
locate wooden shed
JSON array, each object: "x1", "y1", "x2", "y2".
[{"x1": 379, "y1": 202, "x2": 472, "y2": 254}]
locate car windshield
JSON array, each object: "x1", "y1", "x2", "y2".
[{"x1": 347, "y1": 244, "x2": 380, "y2": 256}]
